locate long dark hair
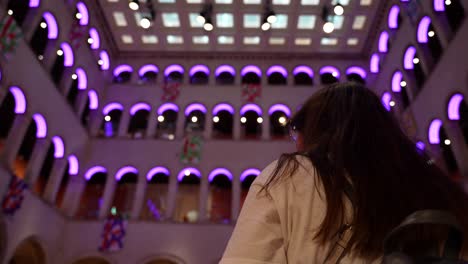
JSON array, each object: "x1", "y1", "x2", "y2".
[{"x1": 261, "y1": 82, "x2": 468, "y2": 260}]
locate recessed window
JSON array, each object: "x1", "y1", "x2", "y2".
[
  {"x1": 298, "y1": 15, "x2": 316, "y2": 29},
  {"x1": 347, "y1": 38, "x2": 359, "y2": 45},
  {"x1": 218, "y1": 35, "x2": 234, "y2": 44},
  {"x1": 167, "y1": 35, "x2": 183, "y2": 44},
  {"x1": 244, "y1": 14, "x2": 261, "y2": 28},
  {"x1": 271, "y1": 14, "x2": 288, "y2": 29},
  {"x1": 162, "y1": 13, "x2": 180, "y2": 27},
  {"x1": 216, "y1": 13, "x2": 234, "y2": 28},
  {"x1": 216, "y1": 0, "x2": 232, "y2": 3},
  {"x1": 352, "y1": 15, "x2": 367, "y2": 29},
  {"x1": 159, "y1": 0, "x2": 175, "y2": 2},
  {"x1": 193, "y1": 36, "x2": 209, "y2": 44},
  {"x1": 332, "y1": 0, "x2": 350, "y2": 5},
  {"x1": 361, "y1": 0, "x2": 372, "y2": 5},
  {"x1": 331, "y1": 15, "x2": 344, "y2": 29},
  {"x1": 113, "y1": 12, "x2": 127, "y2": 27},
  {"x1": 142, "y1": 35, "x2": 158, "y2": 44},
  {"x1": 273, "y1": 0, "x2": 290, "y2": 4},
  {"x1": 295, "y1": 38, "x2": 311, "y2": 45},
  {"x1": 186, "y1": 0, "x2": 202, "y2": 3},
  {"x1": 269, "y1": 37, "x2": 285, "y2": 45},
  {"x1": 122, "y1": 35, "x2": 133, "y2": 44},
  {"x1": 321, "y1": 38, "x2": 338, "y2": 46},
  {"x1": 244, "y1": 0, "x2": 261, "y2": 4},
  {"x1": 244, "y1": 36, "x2": 260, "y2": 45},
  {"x1": 301, "y1": 0, "x2": 319, "y2": 5}
]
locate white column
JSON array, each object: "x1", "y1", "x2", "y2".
[
  {"x1": 204, "y1": 111, "x2": 213, "y2": 140},
  {"x1": 233, "y1": 112, "x2": 241, "y2": 140},
  {"x1": 176, "y1": 112, "x2": 186, "y2": 139},
  {"x1": 118, "y1": 110, "x2": 131, "y2": 138},
  {"x1": 0, "y1": 115, "x2": 30, "y2": 167},
  {"x1": 98, "y1": 175, "x2": 117, "y2": 219},
  {"x1": 131, "y1": 177, "x2": 147, "y2": 220},
  {"x1": 198, "y1": 174, "x2": 209, "y2": 222},
  {"x1": 166, "y1": 172, "x2": 178, "y2": 221},
  {"x1": 43, "y1": 158, "x2": 68, "y2": 203},
  {"x1": 231, "y1": 175, "x2": 241, "y2": 222},
  {"x1": 261, "y1": 115, "x2": 270, "y2": 140},
  {"x1": 23, "y1": 138, "x2": 50, "y2": 185},
  {"x1": 63, "y1": 174, "x2": 86, "y2": 217},
  {"x1": 445, "y1": 121, "x2": 468, "y2": 178},
  {"x1": 146, "y1": 112, "x2": 158, "y2": 138}
]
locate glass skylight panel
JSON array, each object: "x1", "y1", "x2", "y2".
[
  {"x1": 162, "y1": 13, "x2": 180, "y2": 27},
  {"x1": 167, "y1": 35, "x2": 183, "y2": 44},
  {"x1": 360, "y1": 0, "x2": 372, "y2": 5},
  {"x1": 193, "y1": 36, "x2": 209, "y2": 44},
  {"x1": 243, "y1": 0, "x2": 261, "y2": 4},
  {"x1": 244, "y1": 36, "x2": 260, "y2": 45},
  {"x1": 189, "y1": 13, "x2": 204, "y2": 28},
  {"x1": 107, "y1": 0, "x2": 118, "y2": 2},
  {"x1": 113, "y1": 12, "x2": 127, "y2": 27},
  {"x1": 332, "y1": 0, "x2": 350, "y2": 5},
  {"x1": 273, "y1": 0, "x2": 290, "y2": 5},
  {"x1": 216, "y1": 13, "x2": 234, "y2": 28},
  {"x1": 331, "y1": 15, "x2": 344, "y2": 29},
  {"x1": 271, "y1": 14, "x2": 288, "y2": 29},
  {"x1": 352, "y1": 15, "x2": 367, "y2": 29},
  {"x1": 244, "y1": 14, "x2": 261, "y2": 28},
  {"x1": 298, "y1": 15, "x2": 316, "y2": 29},
  {"x1": 218, "y1": 35, "x2": 234, "y2": 44},
  {"x1": 269, "y1": 37, "x2": 285, "y2": 45},
  {"x1": 159, "y1": 0, "x2": 175, "y2": 3},
  {"x1": 142, "y1": 35, "x2": 158, "y2": 44},
  {"x1": 301, "y1": 0, "x2": 319, "y2": 5},
  {"x1": 295, "y1": 38, "x2": 311, "y2": 45},
  {"x1": 122, "y1": 35, "x2": 133, "y2": 44},
  {"x1": 347, "y1": 38, "x2": 359, "y2": 45},
  {"x1": 216, "y1": 0, "x2": 233, "y2": 3},
  {"x1": 321, "y1": 37, "x2": 338, "y2": 46},
  {"x1": 187, "y1": 0, "x2": 202, "y2": 3}
]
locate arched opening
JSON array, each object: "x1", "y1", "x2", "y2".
[
  {"x1": 320, "y1": 66, "x2": 340, "y2": 85},
  {"x1": 381, "y1": 91, "x2": 396, "y2": 113},
  {"x1": 208, "y1": 169, "x2": 232, "y2": 224},
  {"x1": 67, "y1": 78, "x2": 79, "y2": 107},
  {"x1": 7, "y1": 0, "x2": 30, "y2": 27},
  {"x1": 51, "y1": 48, "x2": 65, "y2": 85},
  {"x1": 447, "y1": 93, "x2": 468, "y2": 145},
  {"x1": 184, "y1": 103, "x2": 206, "y2": 135},
  {"x1": 30, "y1": 12, "x2": 57, "y2": 59},
  {"x1": 165, "y1": 65, "x2": 184, "y2": 83},
  {"x1": 267, "y1": 66, "x2": 287, "y2": 85},
  {"x1": 81, "y1": 97, "x2": 91, "y2": 126},
  {"x1": 113, "y1": 65, "x2": 133, "y2": 83},
  {"x1": 215, "y1": 65, "x2": 235, "y2": 85},
  {"x1": 8, "y1": 237, "x2": 46, "y2": 264},
  {"x1": 14, "y1": 120, "x2": 38, "y2": 179},
  {"x1": 67, "y1": 68, "x2": 87, "y2": 107},
  {"x1": 212, "y1": 104, "x2": 234, "y2": 139},
  {"x1": 269, "y1": 104, "x2": 290, "y2": 140},
  {"x1": 459, "y1": 100, "x2": 468, "y2": 144},
  {"x1": 0, "y1": 92, "x2": 17, "y2": 150},
  {"x1": 72, "y1": 257, "x2": 111, "y2": 264},
  {"x1": 189, "y1": 65, "x2": 209, "y2": 85},
  {"x1": 100, "y1": 104, "x2": 123, "y2": 138},
  {"x1": 156, "y1": 104, "x2": 178, "y2": 140},
  {"x1": 241, "y1": 65, "x2": 262, "y2": 84},
  {"x1": 346, "y1": 66, "x2": 367, "y2": 84},
  {"x1": 76, "y1": 167, "x2": 107, "y2": 219},
  {"x1": 128, "y1": 104, "x2": 150, "y2": 138},
  {"x1": 140, "y1": 167, "x2": 169, "y2": 221},
  {"x1": 88, "y1": 28, "x2": 100, "y2": 50},
  {"x1": 435, "y1": 0, "x2": 465, "y2": 33},
  {"x1": 293, "y1": 66, "x2": 314, "y2": 86},
  {"x1": 175, "y1": 168, "x2": 200, "y2": 223},
  {"x1": 428, "y1": 119, "x2": 459, "y2": 178},
  {"x1": 111, "y1": 167, "x2": 138, "y2": 217},
  {"x1": 139, "y1": 65, "x2": 158, "y2": 84},
  {"x1": 378, "y1": 31, "x2": 390, "y2": 53},
  {"x1": 391, "y1": 71, "x2": 411, "y2": 110},
  {"x1": 55, "y1": 155, "x2": 78, "y2": 208},
  {"x1": 240, "y1": 168, "x2": 259, "y2": 209},
  {"x1": 240, "y1": 104, "x2": 262, "y2": 140},
  {"x1": 417, "y1": 16, "x2": 443, "y2": 66},
  {"x1": 403, "y1": 46, "x2": 426, "y2": 93},
  {"x1": 33, "y1": 142, "x2": 55, "y2": 197},
  {"x1": 388, "y1": 5, "x2": 402, "y2": 30}
]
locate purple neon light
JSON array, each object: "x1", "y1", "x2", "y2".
[
  {"x1": 68, "y1": 155, "x2": 79, "y2": 175},
  {"x1": 388, "y1": 5, "x2": 400, "y2": 29},
  {"x1": 378, "y1": 31, "x2": 389, "y2": 53},
  {"x1": 241, "y1": 65, "x2": 262, "y2": 77},
  {"x1": 428, "y1": 119, "x2": 442, "y2": 144},
  {"x1": 84, "y1": 166, "x2": 106, "y2": 181},
  {"x1": 9, "y1": 86, "x2": 27, "y2": 114},
  {"x1": 268, "y1": 104, "x2": 291, "y2": 117},
  {"x1": 89, "y1": 28, "x2": 100, "y2": 49},
  {"x1": 76, "y1": 2, "x2": 89, "y2": 26},
  {"x1": 266, "y1": 65, "x2": 288, "y2": 77},
  {"x1": 138, "y1": 64, "x2": 159, "y2": 77},
  {"x1": 76, "y1": 68, "x2": 87, "y2": 90},
  {"x1": 434, "y1": 0, "x2": 445, "y2": 12},
  {"x1": 404, "y1": 46, "x2": 416, "y2": 70},
  {"x1": 177, "y1": 167, "x2": 201, "y2": 182},
  {"x1": 130, "y1": 103, "x2": 151, "y2": 115},
  {"x1": 164, "y1": 64, "x2": 184, "y2": 77},
  {"x1": 88, "y1": 90, "x2": 98, "y2": 110},
  {"x1": 189, "y1": 65, "x2": 210, "y2": 77},
  {"x1": 416, "y1": 141, "x2": 425, "y2": 151},
  {"x1": 102, "y1": 102, "x2": 123, "y2": 115},
  {"x1": 29, "y1": 0, "x2": 40, "y2": 8},
  {"x1": 448, "y1": 93, "x2": 464, "y2": 121},
  {"x1": 113, "y1": 65, "x2": 133, "y2": 77},
  {"x1": 52, "y1": 136, "x2": 65, "y2": 158},
  {"x1": 43, "y1": 12, "x2": 58, "y2": 39},
  {"x1": 381, "y1": 92, "x2": 392, "y2": 111},
  {"x1": 146, "y1": 166, "x2": 170, "y2": 181},
  {"x1": 240, "y1": 104, "x2": 262, "y2": 116},
  {"x1": 392, "y1": 71, "x2": 403, "y2": 92},
  {"x1": 417, "y1": 16, "x2": 431, "y2": 43},
  {"x1": 346, "y1": 66, "x2": 367, "y2": 79},
  {"x1": 32, "y1": 113, "x2": 47, "y2": 138},
  {"x1": 213, "y1": 103, "x2": 235, "y2": 115},
  {"x1": 370, "y1": 54, "x2": 380, "y2": 73},
  {"x1": 157, "y1": 103, "x2": 179, "y2": 115},
  {"x1": 60, "y1": 42, "x2": 74, "y2": 67},
  {"x1": 240, "y1": 168, "x2": 260, "y2": 182},
  {"x1": 319, "y1": 66, "x2": 340, "y2": 78},
  {"x1": 185, "y1": 103, "x2": 207, "y2": 116},
  {"x1": 99, "y1": 50, "x2": 110, "y2": 70},
  {"x1": 115, "y1": 166, "x2": 138, "y2": 181},
  {"x1": 208, "y1": 168, "x2": 233, "y2": 182},
  {"x1": 293, "y1": 66, "x2": 313, "y2": 78},
  {"x1": 215, "y1": 65, "x2": 236, "y2": 77}
]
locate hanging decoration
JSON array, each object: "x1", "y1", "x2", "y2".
[
  {"x1": 241, "y1": 83, "x2": 262, "y2": 103},
  {"x1": 2, "y1": 174, "x2": 28, "y2": 216},
  {"x1": 161, "y1": 81, "x2": 181, "y2": 102},
  {"x1": 0, "y1": 14, "x2": 23, "y2": 59},
  {"x1": 180, "y1": 135, "x2": 203, "y2": 164},
  {"x1": 99, "y1": 214, "x2": 127, "y2": 252}
]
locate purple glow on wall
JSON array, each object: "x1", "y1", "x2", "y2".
[
  {"x1": 33, "y1": 113, "x2": 47, "y2": 138},
  {"x1": 319, "y1": 66, "x2": 340, "y2": 78},
  {"x1": 388, "y1": 5, "x2": 400, "y2": 29},
  {"x1": 89, "y1": 28, "x2": 100, "y2": 49},
  {"x1": 208, "y1": 168, "x2": 233, "y2": 182},
  {"x1": 240, "y1": 104, "x2": 262, "y2": 116},
  {"x1": 392, "y1": 71, "x2": 403, "y2": 92},
  {"x1": 9, "y1": 86, "x2": 27, "y2": 114},
  {"x1": 52, "y1": 136, "x2": 65, "y2": 158},
  {"x1": 88, "y1": 90, "x2": 98, "y2": 110},
  {"x1": 241, "y1": 65, "x2": 262, "y2": 77},
  {"x1": 60, "y1": 42, "x2": 74, "y2": 67},
  {"x1": 130, "y1": 103, "x2": 151, "y2": 115},
  {"x1": 84, "y1": 166, "x2": 107, "y2": 181},
  {"x1": 164, "y1": 64, "x2": 184, "y2": 77},
  {"x1": 417, "y1": 16, "x2": 431, "y2": 43},
  {"x1": 215, "y1": 65, "x2": 235, "y2": 77},
  {"x1": 404, "y1": 46, "x2": 416, "y2": 70},
  {"x1": 76, "y1": 2, "x2": 89, "y2": 26},
  {"x1": 346, "y1": 66, "x2": 367, "y2": 79},
  {"x1": 370, "y1": 54, "x2": 380, "y2": 73},
  {"x1": 29, "y1": 0, "x2": 40, "y2": 8},
  {"x1": 434, "y1": 0, "x2": 445, "y2": 12},
  {"x1": 213, "y1": 103, "x2": 234, "y2": 115},
  {"x1": 113, "y1": 65, "x2": 133, "y2": 77},
  {"x1": 102, "y1": 102, "x2": 124, "y2": 115},
  {"x1": 99, "y1": 50, "x2": 110, "y2": 70},
  {"x1": 268, "y1": 104, "x2": 291, "y2": 117},
  {"x1": 381, "y1": 92, "x2": 392, "y2": 111},
  {"x1": 177, "y1": 167, "x2": 201, "y2": 182},
  {"x1": 157, "y1": 103, "x2": 179, "y2": 115},
  {"x1": 68, "y1": 155, "x2": 79, "y2": 175},
  {"x1": 76, "y1": 68, "x2": 87, "y2": 90},
  {"x1": 378, "y1": 31, "x2": 389, "y2": 53},
  {"x1": 138, "y1": 64, "x2": 159, "y2": 77},
  {"x1": 115, "y1": 166, "x2": 138, "y2": 181},
  {"x1": 428, "y1": 119, "x2": 442, "y2": 144},
  {"x1": 146, "y1": 166, "x2": 170, "y2": 181},
  {"x1": 293, "y1": 66, "x2": 314, "y2": 78},
  {"x1": 416, "y1": 141, "x2": 425, "y2": 151},
  {"x1": 185, "y1": 103, "x2": 207, "y2": 116},
  {"x1": 240, "y1": 168, "x2": 260, "y2": 182},
  {"x1": 189, "y1": 65, "x2": 210, "y2": 77},
  {"x1": 266, "y1": 65, "x2": 288, "y2": 77},
  {"x1": 43, "y1": 12, "x2": 58, "y2": 39},
  {"x1": 448, "y1": 93, "x2": 464, "y2": 121}
]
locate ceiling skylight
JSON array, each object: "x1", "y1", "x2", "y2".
[
  {"x1": 122, "y1": 35, "x2": 133, "y2": 43},
  {"x1": 193, "y1": 36, "x2": 209, "y2": 44},
  {"x1": 216, "y1": 0, "x2": 233, "y2": 3},
  {"x1": 301, "y1": 0, "x2": 319, "y2": 5},
  {"x1": 271, "y1": 14, "x2": 288, "y2": 29},
  {"x1": 244, "y1": 36, "x2": 260, "y2": 45},
  {"x1": 331, "y1": 15, "x2": 344, "y2": 29},
  {"x1": 347, "y1": 38, "x2": 359, "y2": 45},
  {"x1": 298, "y1": 15, "x2": 316, "y2": 29},
  {"x1": 167, "y1": 35, "x2": 183, "y2": 44},
  {"x1": 142, "y1": 35, "x2": 158, "y2": 44},
  {"x1": 332, "y1": 0, "x2": 350, "y2": 5},
  {"x1": 243, "y1": 0, "x2": 261, "y2": 4},
  {"x1": 218, "y1": 35, "x2": 234, "y2": 44},
  {"x1": 159, "y1": 0, "x2": 175, "y2": 3},
  {"x1": 321, "y1": 37, "x2": 338, "y2": 46},
  {"x1": 352, "y1": 15, "x2": 367, "y2": 29},
  {"x1": 269, "y1": 37, "x2": 285, "y2": 45},
  {"x1": 162, "y1": 13, "x2": 180, "y2": 27},
  {"x1": 189, "y1": 13, "x2": 204, "y2": 28},
  {"x1": 113, "y1": 12, "x2": 127, "y2": 27},
  {"x1": 216, "y1": 13, "x2": 234, "y2": 28},
  {"x1": 295, "y1": 38, "x2": 311, "y2": 45},
  {"x1": 186, "y1": 0, "x2": 202, "y2": 3},
  {"x1": 360, "y1": 0, "x2": 372, "y2": 5},
  {"x1": 273, "y1": 0, "x2": 290, "y2": 5},
  {"x1": 244, "y1": 14, "x2": 261, "y2": 28}
]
